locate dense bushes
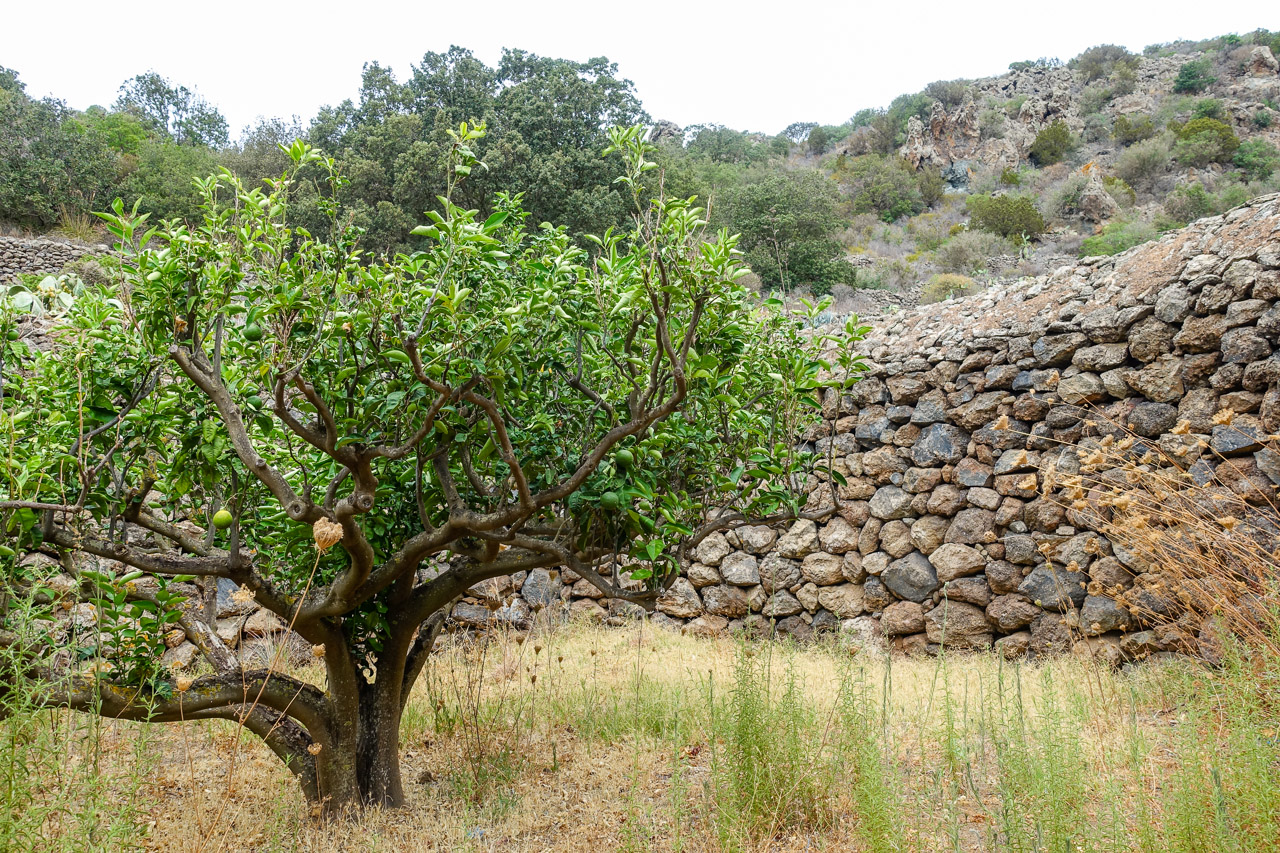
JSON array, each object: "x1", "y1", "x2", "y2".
[
  {"x1": 0, "y1": 68, "x2": 117, "y2": 228},
  {"x1": 965, "y1": 193, "x2": 1045, "y2": 241},
  {"x1": 1079, "y1": 219, "x2": 1157, "y2": 256},
  {"x1": 1115, "y1": 136, "x2": 1173, "y2": 188},
  {"x1": 1234, "y1": 138, "x2": 1280, "y2": 180},
  {"x1": 1028, "y1": 120, "x2": 1076, "y2": 166},
  {"x1": 1172, "y1": 58, "x2": 1216, "y2": 93},
  {"x1": 1173, "y1": 117, "x2": 1240, "y2": 167},
  {"x1": 1113, "y1": 114, "x2": 1156, "y2": 146},
  {"x1": 1163, "y1": 182, "x2": 1215, "y2": 224},
  {"x1": 834, "y1": 154, "x2": 928, "y2": 223},
  {"x1": 718, "y1": 170, "x2": 853, "y2": 290},
  {"x1": 920, "y1": 273, "x2": 979, "y2": 304},
  {"x1": 933, "y1": 229, "x2": 1014, "y2": 273},
  {"x1": 1072, "y1": 44, "x2": 1140, "y2": 82}
]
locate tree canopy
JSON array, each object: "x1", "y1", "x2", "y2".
[{"x1": 0, "y1": 126, "x2": 865, "y2": 812}]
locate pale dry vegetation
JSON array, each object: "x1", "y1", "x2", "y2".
[{"x1": 5, "y1": 610, "x2": 1278, "y2": 853}]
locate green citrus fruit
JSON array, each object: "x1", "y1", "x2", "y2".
[
  {"x1": 243, "y1": 323, "x2": 264, "y2": 342},
  {"x1": 4, "y1": 328, "x2": 17, "y2": 341},
  {"x1": 246, "y1": 395, "x2": 264, "y2": 410},
  {"x1": 600, "y1": 491, "x2": 621, "y2": 511},
  {"x1": 613, "y1": 449, "x2": 634, "y2": 469},
  {"x1": 212, "y1": 509, "x2": 234, "y2": 530}
]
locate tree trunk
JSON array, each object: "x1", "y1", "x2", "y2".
[
  {"x1": 310, "y1": 672, "x2": 406, "y2": 814},
  {"x1": 356, "y1": 682, "x2": 405, "y2": 807}
]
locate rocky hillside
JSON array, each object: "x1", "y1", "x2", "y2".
[
  {"x1": 898, "y1": 48, "x2": 1280, "y2": 184},
  {"x1": 819, "y1": 34, "x2": 1280, "y2": 302}
]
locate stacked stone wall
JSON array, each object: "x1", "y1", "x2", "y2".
[
  {"x1": 545, "y1": 193, "x2": 1280, "y2": 661},
  {"x1": 0, "y1": 235, "x2": 106, "y2": 283}
]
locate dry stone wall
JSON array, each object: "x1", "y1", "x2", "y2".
[
  {"x1": 549, "y1": 193, "x2": 1280, "y2": 661},
  {"x1": 25, "y1": 198, "x2": 1280, "y2": 670},
  {"x1": 0, "y1": 235, "x2": 106, "y2": 283}
]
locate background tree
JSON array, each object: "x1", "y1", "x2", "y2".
[
  {"x1": 0, "y1": 67, "x2": 116, "y2": 228},
  {"x1": 115, "y1": 71, "x2": 230, "y2": 148},
  {"x1": 716, "y1": 170, "x2": 854, "y2": 291},
  {"x1": 0, "y1": 127, "x2": 863, "y2": 814}
]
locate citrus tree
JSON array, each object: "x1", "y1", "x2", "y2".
[{"x1": 0, "y1": 125, "x2": 864, "y2": 813}]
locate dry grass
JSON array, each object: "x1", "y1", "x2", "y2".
[{"x1": 12, "y1": 618, "x2": 1258, "y2": 853}]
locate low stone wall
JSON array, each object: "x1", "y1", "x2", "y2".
[
  {"x1": 533, "y1": 193, "x2": 1280, "y2": 661},
  {"x1": 0, "y1": 235, "x2": 106, "y2": 283}
]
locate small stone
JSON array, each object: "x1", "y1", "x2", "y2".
[
  {"x1": 719, "y1": 552, "x2": 761, "y2": 586},
  {"x1": 800, "y1": 552, "x2": 846, "y2": 585},
  {"x1": 1018, "y1": 567, "x2": 1088, "y2": 612},
  {"x1": 882, "y1": 552, "x2": 940, "y2": 603},
  {"x1": 880, "y1": 600, "x2": 926, "y2": 636},
  {"x1": 930, "y1": 543, "x2": 986, "y2": 582}
]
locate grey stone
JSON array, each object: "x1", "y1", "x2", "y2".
[
  {"x1": 800, "y1": 552, "x2": 846, "y2": 585},
  {"x1": 1032, "y1": 333, "x2": 1088, "y2": 367},
  {"x1": 1018, "y1": 566, "x2": 1088, "y2": 611},
  {"x1": 720, "y1": 552, "x2": 761, "y2": 586},
  {"x1": 1128, "y1": 401, "x2": 1178, "y2": 437},
  {"x1": 656, "y1": 578, "x2": 703, "y2": 619},
  {"x1": 911, "y1": 423, "x2": 970, "y2": 467},
  {"x1": 762, "y1": 591, "x2": 804, "y2": 618},
  {"x1": 703, "y1": 584, "x2": 751, "y2": 618},
  {"x1": 942, "y1": 575, "x2": 992, "y2": 607},
  {"x1": 775, "y1": 519, "x2": 820, "y2": 558},
  {"x1": 882, "y1": 552, "x2": 940, "y2": 603},
  {"x1": 869, "y1": 486, "x2": 914, "y2": 520},
  {"x1": 1079, "y1": 595, "x2": 1130, "y2": 635},
  {"x1": 692, "y1": 532, "x2": 731, "y2": 566},
  {"x1": 987, "y1": 594, "x2": 1042, "y2": 631},
  {"x1": 759, "y1": 554, "x2": 801, "y2": 594},
  {"x1": 944, "y1": 508, "x2": 998, "y2": 544}
]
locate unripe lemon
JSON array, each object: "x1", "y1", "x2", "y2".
[
  {"x1": 212, "y1": 509, "x2": 234, "y2": 530},
  {"x1": 600, "y1": 491, "x2": 621, "y2": 511}
]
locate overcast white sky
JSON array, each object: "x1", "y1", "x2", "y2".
[{"x1": 2, "y1": 1, "x2": 1276, "y2": 140}]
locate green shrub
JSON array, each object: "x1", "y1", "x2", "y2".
[
  {"x1": 1048, "y1": 173, "x2": 1090, "y2": 218},
  {"x1": 966, "y1": 193, "x2": 1046, "y2": 241},
  {"x1": 979, "y1": 108, "x2": 1006, "y2": 139},
  {"x1": 923, "y1": 79, "x2": 970, "y2": 109},
  {"x1": 834, "y1": 154, "x2": 926, "y2": 223},
  {"x1": 1163, "y1": 182, "x2": 1215, "y2": 225},
  {"x1": 1173, "y1": 117, "x2": 1240, "y2": 166},
  {"x1": 1192, "y1": 98, "x2": 1224, "y2": 120},
  {"x1": 1103, "y1": 175, "x2": 1137, "y2": 207},
  {"x1": 1113, "y1": 114, "x2": 1156, "y2": 146},
  {"x1": 999, "y1": 166, "x2": 1021, "y2": 185},
  {"x1": 920, "y1": 273, "x2": 979, "y2": 304},
  {"x1": 1173, "y1": 58, "x2": 1216, "y2": 93},
  {"x1": 1254, "y1": 109, "x2": 1274, "y2": 129},
  {"x1": 933, "y1": 229, "x2": 1015, "y2": 274},
  {"x1": 1234, "y1": 138, "x2": 1280, "y2": 180},
  {"x1": 1028, "y1": 119, "x2": 1076, "y2": 166},
  {"x1": 1072, "y1": 44, "x2": 1140, "y2": 82},
  {"x1": 1115, "y1": 136, "x2": 1172, "y2": 188},
  {"x1": 1004, "y1": 95, "x2": 1028, "y2": 117},
  {"x1": 1082, "y1": 112, "x2": 1111, "y2": 143},
  {"x1": 1079, "y1": 220, "x2": 1157, "y2": 256}
]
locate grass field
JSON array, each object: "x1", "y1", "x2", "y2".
[{"x1": 2, "y1": 619, "x2": 1279, "y2": 852}]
